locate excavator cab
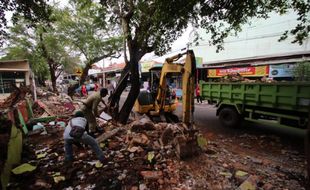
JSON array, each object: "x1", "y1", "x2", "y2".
[{"x1": 135, "y1": 68, "x2": 177, "y2": 121}]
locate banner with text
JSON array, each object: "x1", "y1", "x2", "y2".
[
  {"x1": 269, "y1": 64, "x2": 295, "y2": 78},
  {"x1": 208, "y1": 65, "x2": 269, "y2": 78}
]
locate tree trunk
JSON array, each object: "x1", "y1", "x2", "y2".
[
  {"x1": 118, "y1": 58, "x2": 140, "y2": 124},
  {"x1": 80, "y1": 63, "x2": 92, "y2": 85},
  {"x1": 48, "y1": 61, "x2": 58, "y2": 93},
  {"x1": 107, "y1": 63, "x2": 130, "y2": 119}
]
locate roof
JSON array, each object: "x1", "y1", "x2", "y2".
[
  {"x1": 202, "y1": 51, "x2": 310, "y2": 68},
  {"x1": 102, "y1": 63, "x2": 126, "y2": 73},
  {"x1": 0, "y1": 59, "x2": 28, "y2": 64},
  {"x1": 0, "y1": 59, "x2": 30, "y2": 71}
]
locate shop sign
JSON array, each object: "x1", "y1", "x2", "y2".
[
  {"x1": 196, "y1": 57, "x2": 203, "y2": 68},
  {"x1": 208, "y1": 66, "x2": 269, "y2": 78},
  {"x1": 141, "y1": 61, "x2": 163, "y2": 72},
  {"x1": 75, "y1": 67, "x2": 82, "y2": 76},
  {"x1": 269, "y1": 64, "x2": 295, "y2": 78}
]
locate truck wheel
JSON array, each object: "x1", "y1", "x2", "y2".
[{"x1": 219, "y1": 107, "x2": 241, "y2": 128}]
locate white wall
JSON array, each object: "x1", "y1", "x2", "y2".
[{"x1": 152, "y1": 11, "x2": 310, "y2": 64}]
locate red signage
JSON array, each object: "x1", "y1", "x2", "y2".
[{"x1": 208, "y1": 66, "x2": 269, "y2": 78}]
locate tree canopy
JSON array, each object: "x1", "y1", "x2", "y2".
[
  {"x1": 4, "y1": 16, "x2": 79, "y2": 91},
  {"x1": 1, "y1": 0, "x2": 308, "y2": 122},
  {"x1": 0, "y1": 0, "x2": 52, "y2": 46},
  {"x1": 57, "y1": 1, "x2": 122, "y2": 83},
  {"x1": 100, "y1": 0, "x2": 310, "y2": 123}
]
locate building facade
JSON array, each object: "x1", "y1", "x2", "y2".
[{"x1": 0, "y1": 60, "x2": 31, "y2": 98}]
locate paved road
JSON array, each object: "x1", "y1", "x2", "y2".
[{"x1": 191, "y1": 102, "x2": 306, "y2": 151}]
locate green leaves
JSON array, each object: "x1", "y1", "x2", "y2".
[
  {"x1": 102, "y1": 0, "x2": 309, "y2": 55},
  {"x1": 57, "y1": 0, "x2": 122, "y2": 64},
  {"x1": 0, "y1": 0, "x2": 52, "y2": 46},
  {"x1": 294, "y1": 61, "x2": 310, "y2": 81}
]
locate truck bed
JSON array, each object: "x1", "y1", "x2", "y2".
[{"x1": 200, "y1": 82, "x2": 310, "y2": 113}]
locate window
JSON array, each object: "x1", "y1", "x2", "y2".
[{"x1": 0, "y1": 71, "x2": 26, "y2": 93}]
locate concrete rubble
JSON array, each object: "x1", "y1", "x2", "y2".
[
  {"x1": 4, "y1": 113, "x2": 306, "y2": 190},
  {"x1": 1, "y1": 87, "x2": 307, "y2": 190}
]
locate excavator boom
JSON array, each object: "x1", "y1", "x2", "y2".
[{"x1": 154, "y1": 50, "x2": 196, "y2": 124}]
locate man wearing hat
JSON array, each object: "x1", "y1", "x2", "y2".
[
  {"x1": 63, "y1": 111, "x2": 105, "y2": 163},
  {"x1": 81, "y1": 88, "x2": 108, "y2": 136}
]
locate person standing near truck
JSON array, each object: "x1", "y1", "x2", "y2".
[
  {"x1": 196, "y1": 85, "x2": 202, "y2": 104},
  {"x1": 81, "y1": 88, "x2": 108, "y2": 136}
]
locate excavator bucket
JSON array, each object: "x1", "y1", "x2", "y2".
[{"x1": 160, "y1": 123, "x2": 201, "y2": 160}]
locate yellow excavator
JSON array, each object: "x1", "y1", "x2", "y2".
[
  {"x1": 134, "y1": 50, "x2": 196, "y2": 124},
  {"x1": 134, "y1": 50, "x2": 201, "y2": 159}
]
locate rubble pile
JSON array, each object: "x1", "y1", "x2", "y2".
[
  {"x1": 220, "y1": 73, "x2": 245, "y2": 82},
  {"x1": 0, "y1": 85, "x2": 29, "y2": 109},
  {"x1": 219, "y1": 73, "x2": 275, "y2": 83},
  {"x1": 178, "y1": 134, "x2": 306, "y2": 190},
  {"x1": 7, "y1": 115, "x2": 203, "y2": 190},
  {"x1": 3, "y1": 113, "x2": 307, "y2": 190},
  {"x1": 1, "y1": 85, "x2": 306, "y2": 189},
  {"x1": 0, "y1": 114, "x2": 12, "y2": 170},
  {"x1": 33, "y1": 88, "x2": 77, "y2": 117}
]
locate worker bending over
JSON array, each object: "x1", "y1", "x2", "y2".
[
  {"x1": 81, "y1": 88, "x2": 108, "y2": 136},
  {"x1": 63, "y1": 111, "x2": 105, "y2": 163}
]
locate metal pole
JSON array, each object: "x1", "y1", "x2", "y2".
[{"x1": 31, "y1": 71, "x2": 37, "y2": 101}]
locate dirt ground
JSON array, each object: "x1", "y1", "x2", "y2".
[{"x1": 6, "y1": 118, "x2": 307, "y2": 190}]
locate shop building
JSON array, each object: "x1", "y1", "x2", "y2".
[
  {"x1": 202, "y1": 52, "x2": 310, "y2": 81},
  {"x1": 0, "y1": 60, "x2": 31, "y2": 98}
]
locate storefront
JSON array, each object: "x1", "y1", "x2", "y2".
[
  {"x1": 203, "y1": 52, "x2": 310, "y2": 81},
  {"x1": 0, "y1": 60, "x2": 30, "y2": 98}
]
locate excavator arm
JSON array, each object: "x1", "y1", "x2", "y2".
[{"x1": 154, "y1": 50, "x2": 196, "y2": 124}]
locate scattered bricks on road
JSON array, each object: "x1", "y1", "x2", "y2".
[
  {"x1": 140, "y1": 171, "x2": 163, "y2": 180},
  {"x1": 130, "y1": 133, "x2": 150, "y2": 146}
]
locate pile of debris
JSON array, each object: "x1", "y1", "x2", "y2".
[
  {"x1": 178, "y1": 134, "x2": 307, "y2": 189},
  {"x1": 0, "y1": 114, "x2": 12, "y2": 171},
  {"x1": 0, "y1": 85, "x2": 30, "y2": 110},
  {"x1": 33, "y1": 88, "x2": 77, "y2": 117},
  {"x1": 220, "y1": 73, "x2": 245, "y2": 82},
  {"x1": 220, "y1": 73, "x2": 275, "y2": 83},
  {"x1": 7, "y1": 115, "x2": 204, "y2": 189},
  {"x1": 4, "y1": 112, "x2": 307, "y2": 189}
]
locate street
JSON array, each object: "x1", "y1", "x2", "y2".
[{"x1": 192, "y1": 103, "x2": 305, "y2": 148}]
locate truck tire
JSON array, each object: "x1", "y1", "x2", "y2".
[{"x1": 219, "y1": 107, "x2": 241, "y2": 128}]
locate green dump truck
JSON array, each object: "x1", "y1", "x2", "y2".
[{"x1": 200, "y1": 81, "x2": 310, "y2": 128}]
